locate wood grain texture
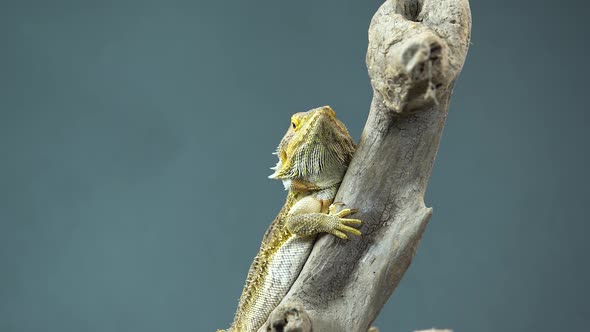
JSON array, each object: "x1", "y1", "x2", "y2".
[{"x1": 261, "y1": 1, "x2": 471, "y2": 331}]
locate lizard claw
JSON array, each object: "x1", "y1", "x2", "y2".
[
  {"x1": 336, "y1": 208, "x2": 358, "y2": 218},
  {"x1": 331, "y1": 230, "x2": 349, "y2": 240},
  {"x1": 328, "y1": 202, "x2": 357, "y2": 213},
  {"x1": 327, "y1": 204, "x2": 362, "y2": 239},
  {"x1": 328, "y1": 202, "x2": 345, "y2": 214}
]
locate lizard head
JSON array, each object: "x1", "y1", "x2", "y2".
[{"x1": 269, "y1": 105, "x2": 356, "y2": 191}]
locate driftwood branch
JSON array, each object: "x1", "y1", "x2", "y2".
[{"x1": 261, "y1": 1, "x2": 471, "y2": 331}]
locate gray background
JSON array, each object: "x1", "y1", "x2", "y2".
[{"x1": 1, "y1": 0, "x2": 588, "y2": 331}]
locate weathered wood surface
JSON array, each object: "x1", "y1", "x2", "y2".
[{"x1": 262, "y1": 1, "x2": 471, "y2": 331}]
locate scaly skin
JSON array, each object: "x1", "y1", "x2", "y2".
[{"x1": 218, "y1": 106, "x2": 362, "y2": 332}]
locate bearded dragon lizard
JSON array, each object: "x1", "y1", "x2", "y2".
[{"x1": 218, "y1": 106, "x2": 362, "y2": 332}]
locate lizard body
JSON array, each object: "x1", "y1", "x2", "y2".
[{"x1": 219, "y1": 106, "x2": 361, "y2": 332}]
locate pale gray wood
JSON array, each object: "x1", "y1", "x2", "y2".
[{"x1": 262, "y1": 1, "x2": 471, "y2": 331}]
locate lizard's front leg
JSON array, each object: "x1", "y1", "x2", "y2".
[{"x1": 286, "y1": 195, "x2": 362, "y2": 239}]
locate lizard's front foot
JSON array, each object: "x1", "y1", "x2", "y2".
[{"x1": 326, "y1": 203, "x2": 362, "y2": 240}]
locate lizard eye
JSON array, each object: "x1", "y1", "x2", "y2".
[{"x1": 291, "y1": 116, "x2": 300, "y2": 130}]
